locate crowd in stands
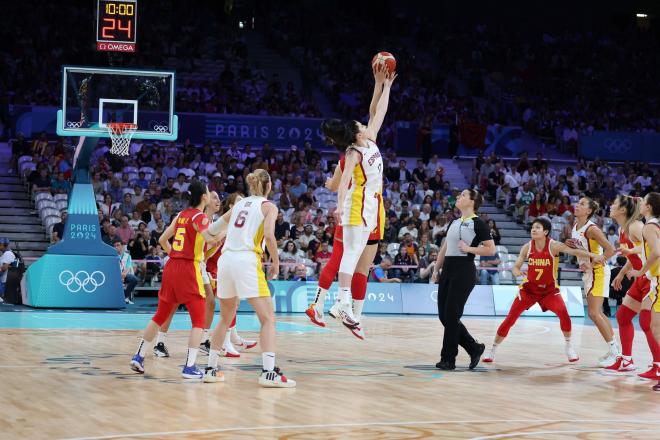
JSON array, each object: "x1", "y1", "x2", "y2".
[
  {"x1": 13, "y1": 130, "x2": 660, "y2": 295},
  {"x1": 0, "y1": 1, "x2": 319, "y2": 123}
]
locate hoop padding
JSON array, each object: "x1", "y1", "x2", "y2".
[{"x1": 107, "y1": 123, "x2": 137, "y2": 156}]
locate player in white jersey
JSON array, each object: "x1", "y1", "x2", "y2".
[
  {"x1": 203, "y1": 169, "x2": 295, "y2": 388},
  {"x1": 569, "y1": 197, "x2": 617, "y2": 366},
  {"x1": 321, "y1": 64, "x2": 396, "y2": 330}
]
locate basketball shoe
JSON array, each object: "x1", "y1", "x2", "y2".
[
  {"x1": 565, "y1": 343, "x2": 579, "y2": 363},
  {"x1": 222, "y1": 339, "x2": 241, "y2": 358},
  {"x1": 258, "y1": 367, "x2": 296, "y2": 388},
  {"x1": 638, "y1": 363, "x2": 660, "y2": 380},
  {"x1": 482, "y1": 348, "x2": 495, "y2": 363},
  {"x1": 349, "y1": 320, "x2": 365, "y2": 340},
  {"x1": 130, "y1": 354, "x2": 145, "y2": 374},
  {"x1": 203, "y1": 366, "x2": 225, "y2": 383},
  {"x1": 328, "y1": 301, "x2": 358, "y2": 330},
  {"x1": 231, "y1": 331, "x2": 257, "y2": 350},
  {"x1": 181, "y1": 364, "x2": 204, "y2": 379},
  {"x1": 605, "y1": 356, "x2": 635, "y2": 371},
  {"x1": 305, "y1": 303, "x2": 326, "y2": 327},
  {"x1": 598, "y1": 352, "x2": 618, "y2": 368},
  {"x1": 199, "y1": 340, "x2": 211, "y2": 355},
  {"x1": 153, "y1": 342, "x2": 169, "y2": 358}
]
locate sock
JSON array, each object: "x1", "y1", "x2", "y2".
[
  {"x1": 136, "y1": 339, "x2": 147, "y2": 357},
  {"x1": 640, "y1": 309, "x2": 660, "y2": 362},
  {"x1": 607, "y1": 339, "x2": 617, "y2": 353},
  {"x1": 616, "y1": 305, "x2": 636, "y2": 357},
  {"x1": 564, "y1": 337, "x2": 571, "y2": 344},
  {"x1": 202, "y1": 329, "x2": 209, "y2": 342},
  {"x1": 338, "y1": 287, "x2": 351, "y2": 304},
  {"x1": 186, "y1": 348, "x2": 199, "y2": 367},
  {"x1": 313, "y1": 286, "x2": 328, "y2": 308},
  {"x1": 353, "y1": 300, "x2": 364, "y2": 322},
  {"x1": 223, "y1": 330, "x2": 232, "y2": 348},
  {"x1": 208, "y1": 349, "x2": 220, "y2": 368},
  {"x1": 156, "y1": 331, "x2": 167, "y2": 344},
  {"x1": 263, "y1": 352, "x2": 275, "y2": 371}
]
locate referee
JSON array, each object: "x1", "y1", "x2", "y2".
[{"x1": 432, "y1": 189, "x2": 495, "y2": 370}]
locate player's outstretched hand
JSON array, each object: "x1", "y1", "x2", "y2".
[
  {"x1": 612, "y1": 274, "x2": 623, "y2": 290},
  {"x1": 373, "y1": 63, "x2": 386, "y2": 84},
  {"x1": 383, "y1": 70, "x2": 398, "y2": 88}
]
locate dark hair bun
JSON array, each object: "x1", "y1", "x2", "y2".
[{"x1": 321, "y1": 119, "x2": 359, "y2": 151}]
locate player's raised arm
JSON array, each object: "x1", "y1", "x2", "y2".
[
  {"x1": 365, "y1": 70, "x2": 397, "y2": 141},
  {"x1": 550, "y1": 240, "x2": 605, "y2": 264},
  {"x1": 369, "y1": 64, "x2": 386, "y2": 121}
]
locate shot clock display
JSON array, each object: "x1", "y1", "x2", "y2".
[{"x1": 96, "y1": 0, "x2": 137, "y2": 52}]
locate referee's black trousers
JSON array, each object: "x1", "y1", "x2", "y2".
[{"x1": 436, "y1": 257, "x2": 479, "y2": 362}]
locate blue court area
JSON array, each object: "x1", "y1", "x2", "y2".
[{"x1": 0, "y1": 300, "x2": 331, "y2": 332}]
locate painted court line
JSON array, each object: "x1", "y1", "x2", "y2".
[
  {"x1": 61, "y1": 418, "x2": 660, "y2": 440},
  {"x1": 471, "y1": 428, "x2": 660, "y2": 440}
]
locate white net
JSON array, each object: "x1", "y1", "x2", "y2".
[{"x1": 107, "y1": 123, "x2": 137, "y2": 156}]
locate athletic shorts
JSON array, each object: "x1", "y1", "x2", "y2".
[
  {"x1": 208, "y1": 270, "x2": 218, "y2": 295},
  {"x1": 335, "y1": 225, "x2": 380, "y2": 244},
  {"x1": 518, "y1": 287, "x2": 565, "y2": 313},
  {"x1": 627, "y1": 275, "x2": 651, "y2": 303},
  {"x1": 583, "y1": 264, "x2": 611, "y2": 298},
  {"x1": 159, "y1": 258, "x2": 205, "y2": 304},
  {"x1": 217, "y1": 251, "x2": 270, "y2": 299}
]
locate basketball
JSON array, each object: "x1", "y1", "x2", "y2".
[{"x1": 371, "y1": 51, "x2": 396, "y2": 73}]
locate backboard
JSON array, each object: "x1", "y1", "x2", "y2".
[{"x1": 57, "y1": 66, "x2": 177, "y2": 140}]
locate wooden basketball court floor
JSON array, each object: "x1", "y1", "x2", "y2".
[{"x1": 0, "y1": 309, "x2": 658, "y2": 439}]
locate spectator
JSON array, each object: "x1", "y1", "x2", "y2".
[
  {"x1": 128, "y1": 211, "x2": 145, "y2": 231},
  {"x1": 370, "y1": 256, "x2": 401, "y2": 283},
  {"x1": 418, "y1": 248, "x2": 438, "y2": 282},
  {"x1": 117, "y1": 216, "x2": 135, "y2": 244},
  {"x1": 398, "y1": 219, "x2": 418, "y2": 240},
  {"x1": 479, "y1": 252, "x2": 501, "y2": 285},
  {"x1": 120, "y1": 193, "x2": 135, "y2": 215},
  {"x1": 51, "y1": 209, "x2": 68, "y2": 243},
  {"x1": 393, "y1": 244, "x2": 418, "y2": 283},
  {"x1": 279, "y1": 240, "x2": 302, "y2": 280},
  {"x1": 173, "y1": 173, "x2": 190, "y2": 192},
  {"x1": 488, "y1": 219, "x2": 501, "y2": 246},
  {"x1": 32, "y1": 167, "x2": 51, "y2": 194},
  {"x1": 0, "y1": 238, "x2": 16, "y2": 301},
  {"x1": 102, "y1": 223, "x2": 121, "y2": 246},
  {"x1": 297, "y1": 224, "x2": 317, "y2": 251},
  {"x1": 292, "y1": 263, "x2": 315, "y2": 281},
  {"x1": 113, "y1": 239, "x2": 139, "y2": 305}
]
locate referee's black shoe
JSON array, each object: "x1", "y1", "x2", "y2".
[
  {"x1": 469, "y1": 343, "x2": 486, "y2": 370},
  {"x1": 435, "y1": 360, "x2": 456, "y2": 370}
]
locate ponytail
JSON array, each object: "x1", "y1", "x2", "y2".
[{"x1": 246, "y1": 169, "x2": 271, "y2": 197}]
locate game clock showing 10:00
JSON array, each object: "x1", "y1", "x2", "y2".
[{"x1": 96, "y1": 0, "x2": 137, "y2": 53}]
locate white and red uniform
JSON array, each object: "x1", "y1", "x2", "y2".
[{"x1": 619, "y1": 230, "x2": 649, "y2": 302}]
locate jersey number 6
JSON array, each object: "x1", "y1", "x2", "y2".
[{"x1": 234, "y1": 210, "x2": 249, "y2": 228}]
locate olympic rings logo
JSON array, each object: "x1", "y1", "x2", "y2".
[
  {"x1": 148, "y1": 121, "x2": 170, "y2": 132},
  {"x1": 59, "y1": 270, "x2": 106, "y2": 293},
  {"x1": 603, "y1": 138, "x2": 632, "y2": 154},
  {"x1": 66, "y1": 121, "x2": 82, "y2": 128}
]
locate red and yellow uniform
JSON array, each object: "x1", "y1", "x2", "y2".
[
  {"x1": 159, "y1": 208, "x2": 209, "y2": 304},
  {"x1": 620, "y1": 230, "x2": 650, "y2": 302},
  {"x1": 496, "y1": 239, "x2": 572, "y2": 337},
  {"x1": 152, "y1": 208, "x2": 209, "y2": 329},
  {"x1": 204, "y1": 238, "x2": 223, "y2": 294}
]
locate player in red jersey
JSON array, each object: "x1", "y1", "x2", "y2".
[
  {"x1": 483, "y1": 217, "x2": 604, "y2": 363},
  {"x1": 130, "y1": 181, "x2": 221, "y2": 379},
  {"x1": 607, "y1": 195, "x2": 660, "y2": 377},
  {"x1": 305, "y1": 154, "x2": 382, "y2": 340}
]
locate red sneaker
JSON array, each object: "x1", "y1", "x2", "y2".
[
  {"x1": 638, "y1": 364, "x2": 660, "y2": 380},
  {"x1": 305, "y1": 304, "x2": 326, "y2": 327},
  {"x1": 604, "y1": 356, "x2": 622, "y2": 371},
  {"x1": 618, "y1": 357, "x2": 636, "y2": 372}
]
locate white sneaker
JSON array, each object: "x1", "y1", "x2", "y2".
[
  {"x1": 350, "y1": 321, "x2": 365, "y2": 340},
  {"x1": 125, "y1": 298, "x2": 134, "y2": 305},
  {"x1": 328, "y1": 301, "x2": 358, "y2": 329},
  {"x1": 565, "y1": 344, "x2": 579, "y2": 362},
  {"x1": 598, "y1": 352, "x2": 618, "y2": 368},
  {"x1": 483, "y1": 348, "x2": 495, "y2": 363},
  {"x1": 618, "y1": 357, "x2": 636, "y2": 372},
  {"x1": 231, "y1": 334, "x2": 257, "y2": 350},
  {"x1": 222, "y1": 339, "x2": 241, "y2": 358},
  {"x1": 258, "y1": 367, "x2": 296, "y2": 388},
  {"x1": 203, "y1": 366, "x2": 225, "y2": 383},
  {"x1": 305, "y1": 303, "x2": 326, "y2": 327}
]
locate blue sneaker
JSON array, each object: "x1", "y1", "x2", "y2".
[
  {"x1": 182, "y1": 364, "x2": 204, "y2": 379},
  {"x1": 130, "y1": 354, "x2": 145, "y2": 374}
]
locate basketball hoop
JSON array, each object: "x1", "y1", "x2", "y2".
[{"x1": 106, "y1": 122, "x2": 137, "y2": 156}]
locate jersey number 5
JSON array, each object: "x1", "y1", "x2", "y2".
[
  {"x1": 234, "y1": 210, "x2": 249, "y2": 228},
  {"x1": 172, "y1": 227, "x2": 185, "y2": 251}
]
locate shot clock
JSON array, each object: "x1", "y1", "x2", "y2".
[{"x1": 96, "y1": 0, "x2": 137, "y2": 52}]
